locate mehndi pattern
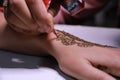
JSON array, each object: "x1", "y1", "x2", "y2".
[{"x1": 56, "y1": 30, "x2": 114, "y2": 48}]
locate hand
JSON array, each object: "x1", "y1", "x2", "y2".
[
  {"x1": 4, "y1": 0, "x2": 61, "y2": 35},
  {"x1": 58, "y1": 47, "x2": 120, "y2": 80},
  {"x1": 47, "y1": 30, "x2": 120, "y2": 80}
]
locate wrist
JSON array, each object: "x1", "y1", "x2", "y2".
[
  {"x1": 38, "y1": 31, "x2": 58, "y2": 57},
  {"x1": 43, "y1": 30, "x2": 68, "y2": 59}
]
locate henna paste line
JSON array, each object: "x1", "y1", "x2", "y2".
[{"x1": 56, "y1": 30, "x2": 114, "y2": 48}]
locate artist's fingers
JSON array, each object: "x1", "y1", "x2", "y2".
[
  {"x1": 8, "y1": 15, "x2": 32, "y2": 35},
  {"x1": 9, "y1": 0, "x2": 38, "y2": 30},
  {"x1": 25, "y1": 0, "x2": 53, "y2": 33},
  {"x1": 6, "y1": 11, "x2": 29, "y2": 30},
  {"x1": 6, "y1": 11, "x2": 39, "y2": 35},
  {"x1": 48, "y1": 0, "x2": 61, "y2": 16}
]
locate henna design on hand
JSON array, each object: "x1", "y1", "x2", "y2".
[{"x1": 56, "y1": 30, "x2": 114, "y2": 48}]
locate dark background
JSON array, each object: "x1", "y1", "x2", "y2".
[{"x1": 81, "y1": 0, "x2": 120, "y2": 28}]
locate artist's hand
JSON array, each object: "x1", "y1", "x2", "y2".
[{"x1": 4, "y1": 0, "x2": 61, "y2": 35}]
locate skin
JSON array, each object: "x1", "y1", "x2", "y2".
[{"x1": 1, "y1": 12, "x2": 120, "y2": 80}]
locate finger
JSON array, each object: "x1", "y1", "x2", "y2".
[
  {"x1": 9, "y1": 0, "x2": 37, "y2": 30},
  {"x1": 96, "y1": 65, "x2": 120, "y2": 77},
  {"x1": 25, "y1": 0, "x2": 53, "y2": 33},
  {"x1": 61, "y1": 59, "x2": 116, "y2": 80},
  {"x1": 48, "y1": 0, "x2": 61, "y2": 16},
  {"x1": 88, "y1": 49, "x2": 120, "y2": 77},
  {"x1": 80, "y1": 62, "x2": 116, "y2": 80}
]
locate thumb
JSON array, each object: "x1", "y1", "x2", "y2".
[{"x1": 48, "y1": 0, "x2": 63, "y2": 17}]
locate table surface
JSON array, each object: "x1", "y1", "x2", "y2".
[{"x1": 0, "y1": 25, "x2": 120, "y2": 80}]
